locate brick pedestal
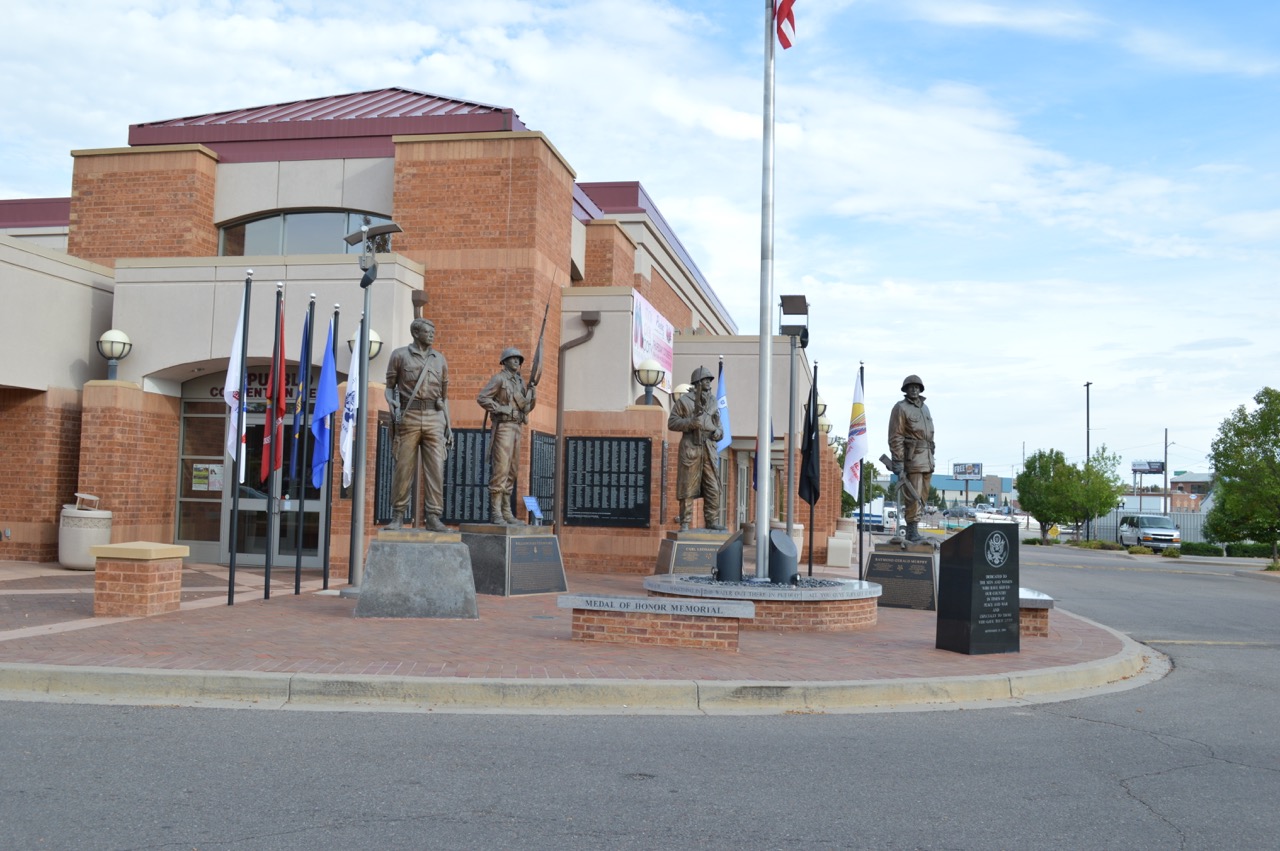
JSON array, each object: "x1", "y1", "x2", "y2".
[{"x1": 90, "y1": 541, "x2": 189, "y2": 617}]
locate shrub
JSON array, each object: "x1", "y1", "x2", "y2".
[
  {"x1": 1023, "y1": 537, "x2": 1043, "y2": 545},
  {"x1": 1128, "y1": 545, "x2": 1154, "y2": 555},
  {"x1": 1225, "y1": 542, "x2": 1278, "y2": 559},
  {"x1": 1179, "y1": 541, "x2": 1222, "y2": 557},
  {"x1": 1097, "y1": 540, "x2": 1125, "y2": 551},
  {"x1": 1161, "y1": 547, "x2": 1181, "y2": 558}
]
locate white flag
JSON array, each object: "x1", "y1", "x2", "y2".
[
  {"x1": 339, "y1": 320, "x2": 361, "y2": 488},
  {"x1": 842, "y1": 371, "x2": 868, "y2": 498},
  {"x1": 223, "y1": 294, "x2": 247, "y2": 481}
]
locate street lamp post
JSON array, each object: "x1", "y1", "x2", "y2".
[
  {"x1": 342, "y1": 219, "x2": 402, "y2": 589},
  {"x1": 779, "y1": 295, "x2": 808, "y2": 537},
  {"x1": 1084, "y1": 381, "x2": 1092, "y2": 540}
]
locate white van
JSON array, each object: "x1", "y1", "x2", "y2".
[{"x1": 1118, "y1": 515, "x2": 1181, "y2": 551}]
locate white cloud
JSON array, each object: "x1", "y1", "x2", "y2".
[
  {"x1": 902, "y1": 1, "x2": 1101, "y2": 37},
  {"x1": 1121, "y1": 28, "x2": 1279, "y2": 77}
]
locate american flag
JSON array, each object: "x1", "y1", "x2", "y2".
[{"x1": 776, "y1": 0, "x2": 796, "y2": 49}]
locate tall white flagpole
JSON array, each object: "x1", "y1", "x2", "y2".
[{"x1": 755, "y1": 0, "x2": 778, "y2": 579}]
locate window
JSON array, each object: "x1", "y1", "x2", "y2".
[{"x1": 220, "y1": 211, "x2": 394, "y2": 257}]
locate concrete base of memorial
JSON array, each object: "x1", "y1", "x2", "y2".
[
  {"x1": 352, "y1": 539, "x2": 477, "y2": 619},
  {"x1": 653, "y1": 529, "x2": 732, "y2": 575},
  {"x1": 460, "y1": 524, "x2": 567, "y2": 596},
  {"x1": 643, "y1": 574, "x2": 882, "y2": 632}
]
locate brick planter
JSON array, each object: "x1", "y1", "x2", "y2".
[
  {"x1": 570, "y1": 609, "x2": 741, "y2": 651},
  {"x1": 739, "y1": 597, "x2": 878, "y2": 632},
  {"x1": 90, "y1": 541, "x2": 189, "y2": 617}
]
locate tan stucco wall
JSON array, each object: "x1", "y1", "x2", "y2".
[{"x1": 0, "y1": 235, "x2": 114, "y2": 391}]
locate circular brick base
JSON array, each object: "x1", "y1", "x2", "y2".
[{"x1": 643, "y1": 575, "x2": 882, "y2": 632}]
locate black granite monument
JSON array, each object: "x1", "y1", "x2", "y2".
[{"x1": 936, "y1": 522, "x2": 1020, "y2": 655}]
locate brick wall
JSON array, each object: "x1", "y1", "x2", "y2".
[
  {"x1": 77, "y1": 382, "x2": 181, "y2": 544},
  {"x1": 581, "y1": 219, "x2": 637, "y2": 288},
  {"x1": 391, "y1": 133, "x2": 573, "y2": 494},
  {"x1": 560, "y1": 406, "x2": 673, "y2": 573},
  {"x1": 67, "y1": 146, "x2": 219, "y2": 266},
  {"x1": 570, "y1": 609, "x2": 740, "y2": 651},
  {"x1": 0, "y1": 388, "x2": 82, "y2": 561}
]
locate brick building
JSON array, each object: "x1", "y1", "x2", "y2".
[{"x1": 0, "y1": 88, "x2": 839, "y2": 576}]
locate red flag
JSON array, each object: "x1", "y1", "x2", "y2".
[
  {"x1": 776, "y1": 0, "x2": 796, "y2": 49},
  {"x1": 261, "y1": 294, "x2": 287, "y2": 482}
]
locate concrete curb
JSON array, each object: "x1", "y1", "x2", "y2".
[{"x1": 0, "y1": 614, "x2": 1162, "y2": 715}]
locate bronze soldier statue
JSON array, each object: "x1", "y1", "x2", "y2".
[
  {"x1": 887, "y1": 374, "x2": 935, "y2": 544},
  {"x1": 668, "y1": 365, "x2": 725, "y2": 532},
  {"x1": 476, "y1": 347, "x2": 536, "y2": 525},
  {"x1": 384, "y1": 318, "x2": 452, "y2": 531}
]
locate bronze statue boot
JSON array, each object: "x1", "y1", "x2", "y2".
[
  {"x1": 678, "y1": 500, "x2": 693, "y2": 532},
  {"x1": 422, "y1": 513, "x2": 448, "y2": 533},
  {"x1": 383, "y1": 514, "x2": 404, "y2": 531},
  {"x1": 500, "y1": 497, "x2": 524, "y2": 526},
  {"x1": 488, "y1": 494, "x2": 508, "y2": 526},
  {"x1": 703, "y1": 515, "x2": 726, "y2": 532},
  {"x1": 904, "y1": 522, "x2": 925, "y2": 544}
]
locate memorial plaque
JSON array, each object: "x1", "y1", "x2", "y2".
[
  {"x1": 509, "y1": 536, "x2": 566, "y2": 595},
  {"x1": 865, "y1": 548, "x2": 936, "y2": 610},
  {"x1": 373, "y1": 417, "x2": 401, "y2": 524},
  {"x1": 461, "y1": 528, "x2": 566, "y2": 596},
  {"x1": 936, "y1": 522, "x2": 1020, "y2": 655},
  {"x1": 530, "y1": 431, "x2": 556, "y2": 523},
  {"x1": 563, "y1": 436, "x2": 651, "y2": 528},
  {"x1": 443, "y1": 428, "x2": 492, "y2": 525}
]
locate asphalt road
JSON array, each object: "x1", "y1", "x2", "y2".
[{"x1": 3, "y1": 547, "x2": 1277, "y2": 850}]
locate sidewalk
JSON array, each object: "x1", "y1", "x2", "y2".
[{"x1": 0, "y1": 558, "x2": 1163, "y2": 714}]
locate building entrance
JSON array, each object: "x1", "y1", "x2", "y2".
[
  {"x1": 177, "y1": 371, "x2": 329, "y2": 568},
  {"x1": 223, "y1": 412, "x2": 326, "y2": 568}
]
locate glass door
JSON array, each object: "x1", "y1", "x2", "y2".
[{"x1": 224, "y1": 409, "x2": 326, "y2": 567}]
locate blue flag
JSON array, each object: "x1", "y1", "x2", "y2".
[
  {"x1": 715, "y1": 360, "x2": 732, "y2": 454},
  {"x1": 310, "y1": 318, "x2": 339, "y2": 489},
  {"x1": 288, "y1": 312, "x2": 311, "y2": 480}
]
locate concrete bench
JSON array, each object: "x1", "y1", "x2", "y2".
[
  {"x1": 1019, "y1": 588, "x2": 1055, "y2": 638},
  {"x1": 557, "y1": 593, "x2": 755, "y2": 652}
]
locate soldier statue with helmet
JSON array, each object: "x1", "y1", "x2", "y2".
[
  {"x1": 887, "y1": 373, "x2": 935, "y2": 544},
  {"x1": 476, "y1": 346, "x2": 537, "y2": 525},
  {"x1": 667, "y1": 365, "x2": 725, "y2": 531}
]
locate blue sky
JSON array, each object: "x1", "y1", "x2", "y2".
[{"x1": 4, "y1": 1, "x2": 1277, "y2": 486}]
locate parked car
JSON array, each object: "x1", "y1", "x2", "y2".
[{"x1": 1117, "y1": 515, "x2": 1181, "y2": 551}]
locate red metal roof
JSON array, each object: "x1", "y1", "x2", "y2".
[{"x1": 128, "y1": 87, "x2": 526, "y2": 162}]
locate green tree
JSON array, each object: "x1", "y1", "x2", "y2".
[
  {"x1": 1014, "y1": 449, "x2": 1074, "y2": 540},
  {"x1": 1067, "y1": 445, "x2": 1127, "y2": 536},
  {"x1": 831, "y1": 438, "x2": 885, "y2": 517},
  {"x1": 1203, "y1": 387, "x2": 1280, "y2": 562}
]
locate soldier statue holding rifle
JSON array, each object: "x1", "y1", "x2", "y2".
[
  {"x1": 476, "y1": 347, "x2": 537, "y2": 525},
  {"x1": 384, "y1": 317, "x2": 452, "y2": 531}
]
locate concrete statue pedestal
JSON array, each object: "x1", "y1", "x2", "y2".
[{"x1": 352, "y1": 529, "x2": 477, "y2": 619}]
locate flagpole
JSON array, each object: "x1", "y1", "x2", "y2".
[
  {"x1": 228, "y1": 271, "x2": 253, "y2": 606},
  {"x1": 807, "y1": 361, "x2": 818, "y2": 577},
  {"x1": 263, "y1": 283, "x2": 284, "y2": 600},
  {"x1": 755, "y1": 0, "x2": 778, "y2": 580},
  {"x1": 293, "y1": 295, "x2": 316, "y2": 595},
  {"x1": 322, "y1": 305, "x2": 339, "y2": 590},
  {"x1": 857, "y1": 362, "x2": 866, "y2": 581}
]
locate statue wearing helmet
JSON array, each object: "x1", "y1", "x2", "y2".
[
  {"x1": 887, "y1": 374, "x2": 935, "y2": 544},
  {"x1": 667, "y1": 365, "x2": 725, "y2": 531},
  {"x1": 476, "y1": 346, "x2": 537, "y2": 525}
]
